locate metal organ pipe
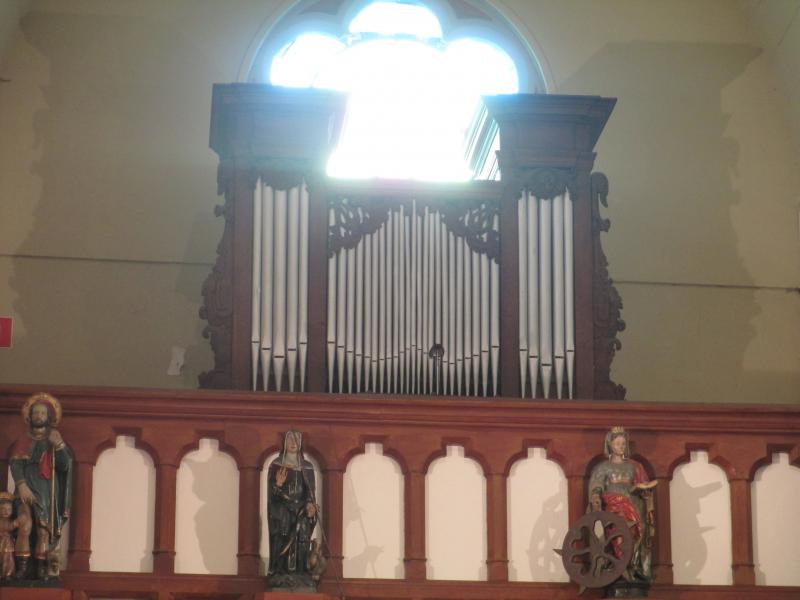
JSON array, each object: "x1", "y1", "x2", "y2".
[
  {"x1": 516, "y1": 190, "x2": 577, "y2": 400},
  {"x1": 552, "y1": 194, "x2": 566, "y2": 399},
  {"x1": 326, "y1": 207, "x2": 336, "y2": 392},
  {"x1": 260, "y1": 184, "x2": 275, "y2": 391},
  {"x1": 564, "y1": 191, "x2": 575, "y2": 399},
  {"x1": 251, "y1": 180, "x2": 262, "y2": 391},
  {"x1": 298, "y1": 184, "x2": 309, "y2": 392},
  {"x1": 286, "y1": 187, "x2": 300, "y2": 392}
]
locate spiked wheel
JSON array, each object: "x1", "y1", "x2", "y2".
[{"x1": 557, "y1": 511, "x2": 634, "y2": 589}]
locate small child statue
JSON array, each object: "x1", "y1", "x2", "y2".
[{"x1": 0, "y1": 492, "x2": 19, "y2": 580}]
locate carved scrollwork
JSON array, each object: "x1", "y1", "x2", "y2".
[
  {"x1": 522, "y1": 167, "x2": 575, "y2": 200},
  {"x1": 590, "y1": 172, "x2": 626, "y2": 400},
  {"x1": 328, "y1": 196, "x2": 394, "y2": 256},
  {"x1": 440, "y1": 198, "x2": 500, "y2": 261},
  {"x1": 328, "y1": 195, "x2": 500, "y2": 260},
  {"x1": 199, "y1": 185, "x2": 235, "y2": 389}
]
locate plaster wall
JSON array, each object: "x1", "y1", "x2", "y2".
[{"x1": 0, "y1": 0, "x2": 798, "y2": 402}]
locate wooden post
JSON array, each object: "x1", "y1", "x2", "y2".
[
  {"x1": 67, "y1": 460, "x2": 93, "y2": 572},
  {"x1": 306, "y1": 180, "x2": 329, "y2": 393},
  {"x1": 566, "y1": 473, "x2": 585, "y2": 526},
  {"x1": 237, "y1": 464, "x2": 262, "y2": 576},
  {"x1": 729, "y1": 477, "x2": 755, "y2": 585},
  {"x1": 652, "y1": 476, "x2": 673, "y2": 584},
  {"x1": 323, "y1": 468, "x2": 344, "y2": 578},
  {"x1": 152, "y1": 462, "x2": 178, "y2": 574},
  {"x1": 404, "y1": 470, "x2": 427, "y2": 580},
  {"x1": 485, "y1": 472, "x2": 508, "y2": 581},
  {"x1": 497, "y1": 186, "x2": 520, "y2": 398}
]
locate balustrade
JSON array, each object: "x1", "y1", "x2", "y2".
[{"x1": 1, "y1": 384, "x2": 798, "y2": 599}]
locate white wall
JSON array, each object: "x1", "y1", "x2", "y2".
[
  {"x1": 425, "y1": 445, "x2": 487, "y2": 580},
  {"x1": 670, "y1": 451, "x2": 733, "y2": 585},
  {"x1": 343, "y1": 443, "x2": 404, "y2": 578},
  {"x1": 507, "y1": 447, "x2": 568, "y2": 582},
  {"x1": 90, "y1": 435, "x2": 155, "y2": 572},
  {"x1": 174, "y1": 438, "x2": 239, "y2": 575},
  {"x1": 752, "y1": 452, "x2": 800, "y2": 586}
]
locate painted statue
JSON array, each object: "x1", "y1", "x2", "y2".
[
  {"x1": 267, "y1": 429, "x2": 320, "y2": 589},
  {"x1": 588, "y1": 426, "x2": 656, "y2": 585},
  {"x1": 9, "y1": 393, "x2": 73, "y2": 581},
  {"x1": 0, "y1": 493, "x2": 18, "y2": 580}
]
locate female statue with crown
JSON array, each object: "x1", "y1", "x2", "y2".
[{"x1": 588, "y1": 426, "x2": 657, "y2": 584}]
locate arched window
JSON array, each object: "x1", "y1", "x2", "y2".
[{"x1": 246, "y1": 0, "x2": 546, "y2": 181}]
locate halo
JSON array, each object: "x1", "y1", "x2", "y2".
[{"x1": 21, "y1": 392, "x2": 62, "y2": 426}]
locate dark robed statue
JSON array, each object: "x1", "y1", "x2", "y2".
[
  {"x1": 10, "y1": 393, "x2": 73, "y2": 581},
  {"x1": 267, "y1": 429, "x2": 323, "y2": 589}
]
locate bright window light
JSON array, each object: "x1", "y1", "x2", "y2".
[
  {"x1": 269, "y1": 2, "x2": 519, "y2": 181},
  {"x1": 349, "y1": 1, "x2": 443, "y2": 38}
]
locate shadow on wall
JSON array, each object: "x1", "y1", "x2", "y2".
[
  {"x1": 4, "y1": 11, "x2": 218, "y2": 388},
  {"x1": 183, "y1": 445, "x2": 238, "y2": 575},
  {"x1": 671, "y1": 480, "x2": 721, "y2": 583},
  {"x1": 525, "y1": 480, "x2": 568, "y2": 581},
  {"x1": 344, "y1": 468, "x2": 385, "y2": 578},
  {"x1": 560, "y1": 42, "x2": 766, "y2": 402}
]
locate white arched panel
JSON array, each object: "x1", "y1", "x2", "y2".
[
  {"x1": 507, "y1": 447, "x2": 568, "y2": 582},
  {"x1": 90, "y1": 436, "x2": 155, "y2": 572},
  {"x1": 343, "y1": 443, "x2": 404, "y2": 578},
  {"x1": 260, "y1": 450, "x2": 323, "y2": 574},
  {"x1": 426, "y1": 445, "x2": 486, "y2": 580},
  {"x1": 752, "y1": 452, "x2": 800, "y2": 585},
  {"x1": 175, "y1": 439, "x2": 239, "y2": 575},
  {"x1": 670, "y1": 451, "x2": 732, "y2": 585}
]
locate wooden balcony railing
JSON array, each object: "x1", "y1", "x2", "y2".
[{"x1": 1, "y1": 384, "x2": 798, "y2": 599}]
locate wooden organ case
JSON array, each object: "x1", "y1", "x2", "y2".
[{"x1": 200, "y1": 84, "x2": 625, "y2": 401}]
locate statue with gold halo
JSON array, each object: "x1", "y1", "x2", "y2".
[{"x1": 9, "y1": 393, "x2": 72, "y2": 581}]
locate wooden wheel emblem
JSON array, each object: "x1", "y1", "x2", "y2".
[{"x1": 557, "y1": 511, "x2": 633, "y2": 590}]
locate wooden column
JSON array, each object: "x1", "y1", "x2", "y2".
[
  {"x1": 497, "y1": 186, "x2": 520, "y2": 397},
  {"x1": 570, "y1": 167, "x2": 595, "y2": 399},
  {"x1": 0, "y1": 458, "x2": 7, "y2": 492},
  {"x1": 67, "y1": 460, "x2": 94, "y2": 572},
  {"x1": 230, "y1": 162, "x2": 256, "y2": 390},
  {"x1": 652, "y1": 476, "x2": 673, "y2": 583},
  {"x1": 404, "y1": 470, "x2": 427, "y2": 580},
  {"x1": 305, "y1": 180, "x2": 329, "y2": 393},
  {"x1": 237, "y1": 464, "x2": 262, "y2": 576},
  {"x1": 152, "y1": 463, "x2": 178, "y2": 574},
  {"x1": 729, "y1": 477, "x2": 755, "y2": 585},
  {"x1": 566, "y1": 473, "x2": 586, "y2": 526},
  {"x1": 485, "y1": 472, "x2": 508, "y2": 581},
  {"x1": 323, "y1": 468, "x2": 344, "y2": 578}
]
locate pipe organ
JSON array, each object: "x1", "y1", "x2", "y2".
[
  {"x1": 202, "y1": 84, "x2": 625, "y2": 400},
  {"x1": 323, "y1": 192, "x2": 502, "y2": 396}
]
